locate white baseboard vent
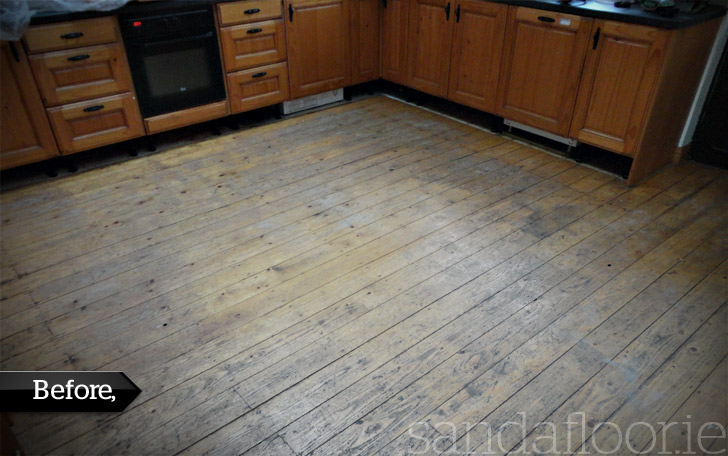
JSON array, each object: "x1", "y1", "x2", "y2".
[
  {"x1": 504, "y1": 119, "x2": 579, "y2": 147},
  {"x1": 282, "y1": 89, "x2": 344, "y2": 115}
]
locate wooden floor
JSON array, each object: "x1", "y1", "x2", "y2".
[{"x1": 1, "y1": 96, "x2": 726, "y2": 455}]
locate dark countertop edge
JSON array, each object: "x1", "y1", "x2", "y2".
[
  {"x1": 493, "y1": 0, "x2": 726, "y2": 28},
  {"x1": 28, "y1": 0, "x2": 726, "y2": 29}
]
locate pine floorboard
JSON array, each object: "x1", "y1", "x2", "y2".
[{"x1": 1, "y1": 96, "x2": 726, "y2": 455}]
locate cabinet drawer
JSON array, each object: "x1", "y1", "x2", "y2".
[
  {"x1": 46, "y1": 93, "x2": 144, "y2": 154},
  {"x1": 513, "y1": 7, "x2": 584, "y2": 31},
  {"x1": 227, "y1": 62, "x2": 289, "y2": 113},
  {"x1": 29, "y1": 43, "x2": 133, "y2": 106},
  {"x1": 220, "y1": 19, "x2": 287, "y2": 72},
  {"x1": 24, "y1": 17, "x2": 119, "y2": 54},
  {"x1": 218, "y1": 0, "x2": 283, "y2": 26}
]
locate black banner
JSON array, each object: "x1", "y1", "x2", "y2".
[{"x1": 0, "y1": 371, "x2": 141, "y2": 412}]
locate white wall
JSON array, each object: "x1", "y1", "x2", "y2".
[{"x1": 679, "y1": 15, "x2": 728, "y2": 147}]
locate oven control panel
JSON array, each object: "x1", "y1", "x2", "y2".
[{"x1": 121, "y1": 8, "x2": 213, "y2": 40}]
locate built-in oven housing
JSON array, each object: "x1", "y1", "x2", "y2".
[{"x1": 119, "y1": 4, "x2": 226, "y2": 119}]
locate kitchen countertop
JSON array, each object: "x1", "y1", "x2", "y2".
[{"x1": 29, "y1": 0, "x2": 726, "y2": 29}]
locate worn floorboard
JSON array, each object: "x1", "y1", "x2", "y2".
[{"x1": 1, "y1": 96, "x2": 725, "y2": 455}]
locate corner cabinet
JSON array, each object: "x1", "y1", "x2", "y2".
[
  {"x1": 0, "y1": 41, "x2": 59, "y2": 169},
  {"x1": 495, "y1": 7, "x2": 592, "y2": 137},
  {"x1": 285, "y1": 0, "x2": 351, "y2": 98},
  {"x1": 381, "y1": 0, "x2": 409, "y2": 84}
]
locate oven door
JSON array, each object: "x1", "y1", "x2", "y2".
[{"x1": 126, "y1": 31, "x2": 226, "y2": 118}]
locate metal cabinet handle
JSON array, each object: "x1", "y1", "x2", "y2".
[
  {"x1": 244, "y1": 8, "x2": 261, "y2": 14},
  {"x1": 445, "y1": 2, "x2": 451, "y2": 20},
  {"x1": 67, "y1": 54, "x2": 90, "y2": 62},
  {"x1": 61, "y1": 32, "x2": 84, "y2": 39},
  {"x1": 538, "y1": 16, "x2": 555, "y2": 22},
  {"x1": 455, "y1": 4, "x2": 461, "y2": 22},
  {"x1": 252, "y1": 72, "x2": 267, "y2": 78},
  {"x1": 83, "y1": 105, "x2": 104, "y2": 112},
  {"x1": 289, "y1": 3, "x2": 294, "y2": 21},
  {"x1": 247, "y1": 28, "x2": 263, "y2": 34}
]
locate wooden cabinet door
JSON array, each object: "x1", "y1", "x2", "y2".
[
  {"x1": 0, "y1": 42, "x2": 58, "y2": 170},
  {"x1": 351, "y1": 0, "x2": 381, "y2": 84},
  {"x1": 447, "y1": 0, "x2": 506, "y2": 112},
  {"x1": 570, "y1": 21, "x2": 668, "y2": 156},
  {"x1": 381, "y1": 0, "x2": 408, "y2": 84},
  {"x1": 496, "y1": 7, "x2": 591, "y2": 136},
  {"x1": 406, "y1": 0, "x2": 454, "y2": 98},
  {"x1": 285, "y1": 0, "x2": 351, "y2": 99}
]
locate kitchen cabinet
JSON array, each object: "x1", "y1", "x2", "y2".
[
  {"x1": 405, "y1": 0, "x2": 506, "y2": 109},
  {"x1": 570, "y1": 21, "x2": 668, "y2": 157},
  {"x1": 29, "y1": 43, "x2": 134, "y2": 106},
  {"x1": 23, "y1": 17, "x2": 143, "y2": 154},
  {"x1": 218, "y1": 0, "x2": 290, "y2": 114},
  {"x1": 406, "y1": 0, "x2": 454, "y2": 98},
  {"x1": 447, "y1": 0, "x2": 506, "y2": 112},
  {"x1": 46, "y1": 93, "x2": 145, "y2": 153},
  {"x1": 218, "y1": 0, "x2": 284, "y2": 25},
  {"x1": 0, "y1": 41, "x2": 59, "y2": 169},
  {"x1": 23, "y1": 17, "x2": 118, "y2": 53},
  {"x1": 571, "y1": 17, "x2": 721, "y2": 184},
  {"x1": 285, "y1": 0, "x2": 351, "y2": 99},
  {"x1": 351, "y1": 0, "x2": 381, "y2": 85},
  {"x1": 495, "y1": 7, "x2": 592, "y2": 136},
  {"x1": 381, "y1": 0, "x2": 409, "y2": 84},
  {"x1": 227, "y1": 62, "x2": 290, "y2": 112},
  {"x1": 219, "y1": 19, "x2": 287, "y2": 73}
]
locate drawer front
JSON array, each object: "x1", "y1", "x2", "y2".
[
  {"x1": 220, "y1": 19, "x2": 287, "y2": 72},
  {"x1": 227, "y1": 62, "x2": 289, "y2": 113},
  {"x1": 218, "y1": 0, "x2": 283, "y2": 26},
  {"x1": 29, "y1": 43, "x2": 133, "y2": 106},
  {"x1": 46, "y1": 93, "x2": 144, "y2": 154},
  {"x1": 24, "y1": 17, "x2": 119, "y2": 54}
]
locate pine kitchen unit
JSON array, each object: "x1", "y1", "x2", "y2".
[
  {"x1": 218, "y1": 0, "x2": 291, "y2": 113},
  {"x1": 0, "y1": 0, "x2": 724, "y2": 186},
  {"x1": 396, "y1": 0, "x2": 723, "y2": 185},
  {"x1": 0, "y1": 41, "x2": 59, "y2": 169},
  {"x1": 22, "y1": 17, "x2": 144, "y2": 155},
  {"x1": 284, "y1": 0, "x2": 352, "y2": 98}
]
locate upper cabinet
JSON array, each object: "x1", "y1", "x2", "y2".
[
  {"x1": 406, "y1": 0, "x2": 454, "y2": 97},
  {"x1": 381, "y1": 0, "x2": 409, "y2": 84},
  {"x1": 447, "y1": 0, "x2": 506, "y2": 112},
  {"x1": 495, "y1": 7, "x2": 592, "y2": 136},
  {"x1": 0, "y1": 41, "x2": 59, "y2": 169},
  {"x1": 570, "y1": 21, "x2": 668, "y2": 156},
  {"x1": 351, "y1": 0, "x2": 381, "y2": 85},
  {"x1": 285, "y1": 0, "x2": 351, "y2": 99}
]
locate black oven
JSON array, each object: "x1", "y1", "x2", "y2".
[{"x1": 119, "y1": 4, "x2": 226, "y2": 118}]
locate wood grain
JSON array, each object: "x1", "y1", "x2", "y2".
[{"x1": 2, "y1": 96, "x2": 726, "y2": 456}]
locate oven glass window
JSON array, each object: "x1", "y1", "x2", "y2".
[{"x1": 143, "y1": 48, "x2": 213, "y2": 99}]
